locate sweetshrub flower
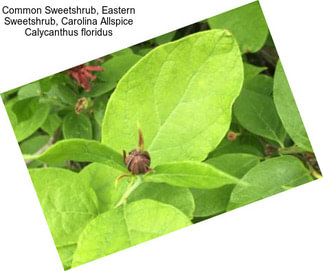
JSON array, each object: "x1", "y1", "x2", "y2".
[{"x1": 68, "y1": 64, "x2": 104, "y2": 92}]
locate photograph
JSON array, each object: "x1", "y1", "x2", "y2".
[{"x1": 1, "y1": 1, "x2": 320, "y2": 269}]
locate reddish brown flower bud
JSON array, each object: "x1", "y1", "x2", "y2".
[
  {"x1": 123, "y1": 127, "x2": 152, "y2": 175},
  {"x1": 124, "y1": 149, "x2": 151, "y2": 174},
  {"x1": 74, "y1": 97, "x2": 88, "y2": 114},
  {"x1": 227, "y1": 131, "x2": 238, "y2": 141}
]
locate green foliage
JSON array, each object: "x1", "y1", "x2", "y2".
[
  {"x1": 243, "y1": 63, "x2": 267, "y2": 82},
  {"x1": 1, "y1": 4, "x2": 318, "y2": 269},
  {"x1": 63, "y1": 112, "x2": 92, "y2": 139},
  {"x1": 41, "y1": 113, "x2": 61, "y2": 136},
  {"x1": 79, "y1": 163, "x2": 128, "y2": 212},
  {"x1": 29, "y1": 168, "x2": 99, "y2": 269},
  {"x1": 128, "y1": 183, "x2": 195, "y2": 218},
  {"x1": 102, "y1": 29, "x2": 243, "y2": 166},
  {"x1": 145, "y1": 161, "x2": 240, "y2": 189},
  {"x1": 72, "y1": 200, "x2": 191, "y2": 268},
  {"x1": 234, "y1": 87, "x2": 286, "y2": 146},
  {"x1": 206, "y1": 153, "x2": 260, "y2": 178},
  {"x1": 36, "y1": 139, "x2": 126, "y2": 170},
  {"x1": 192, "y1": 153, "x2": 260, "y2": 217},
  {"x1": 17, "y1": 81, "x2": 42, "y2": 100},
  {"x1": 9, "y1": 97, "x2": 50, "y2": 142},
  {"x1": 154, "y1": 30, "x2": 176, "y2": 44},
  {"x1": 228, "y1": 156, "x2": 313, "y2": 210},
  {"x1": 208, "y1": 1, "x2": 268, "y2": 53},
  {"x1": 99, "y1": 53, "x2": 142, "y2": 83},
  {"x1": 273, "y1": 61, "x2": 312, "y2": 151}
]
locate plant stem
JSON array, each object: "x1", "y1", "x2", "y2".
[
  {"x1": 278, "y1": 145, "x2": 307, "y2": 155},
  {"x1": 114, "y1": 176, "x2": 143, "y2": 208}
]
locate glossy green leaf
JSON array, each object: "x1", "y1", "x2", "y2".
[
  {"x1": 79, "y1": 163, "x2": 128, "y2": 213},
  {"x1": 233, "y1": 89, "x2": 285, "y2": 146},
  {"x1": 36, "y1": 139, "x2": 126, "y2": 171},
  {"x1": 228, "y1": 156, "x2": 313, "y2": 210},
  {"x1": 191, "y1": 185, "x2": 235, "y2": 217},
  {"x1": 41, "y1": 113, "x2": 61, "y2": 136},
  {"x1": 82, "y1": 81, "x2": 116, "y2": 97},
  {"x1": 244, "y1": 74, "x2": 273, "y2": 96},
  {"x1": 91, "y1": 118, "x2": 102, "y2": 141},
  {"x1": 5, "y1": 107, "x2": 18, "y2": 128},
  {"x1": 29, "y1": 168, "x2": 98, "y2": 255},
  {"x1": 273, "y1": 61, "x2": 312, "y2": 151},
  {"x1": 47, "y1": 84, "x2": 78, "y2": 106},
  {"x1": 128, "y1": 183, "x2": 195, "y2": 218},
  {"x1": 20, "y1": 135, "x2": 49, "y2": 154},
  {"x1": 63, "y1": 112, "x2": 92, "y2": 140},
  {"x1": 10, "y1": 97, "x2": 50, "y2": 142},
  {"x1": 17, "y1": 81, "x2": 41, "y2": 100},
  {"x1": 102, "y1": 30, "x2": 243, "y2": 166},
  {"x1": 112, "y1": 47, "x2": 133, "y2": 56},
  {"x1": 99, "y1": 53, "x2": 142, "y2": 83},
  {"x1": 72, "y1": 199, "x2": 191, "y2": 268},
  {"x1": 244, "y1": 63, "x2": 267, "y2": 82},
  {"x1": 192, "y1": 153, "x2": 259, "y2": 217},
  {"x1": 209, "y1": 134, "x2": 264, "y2": 157},
  {"x1": 155, "y1": 31, "x2": 176, "y2": 44},
  {"x1": 20, "y1": 134, "x2": 50, "y2": 168},
  {"x1": 206, "y1": 153, "x2": 260, "y2": 178},
  {"x1": 93, "y1": 95, "x2": 110, "y2": 126},
  {"x1": 137, "y1": 47, "x2": 153, "y2": 56},
  {"x1": 145, "y1": 161, "x2": 240, "y2": 189},
  {"x1": 57, "y1": 244, "x2": 77, "y2": 270},
  {"x1": 208, "y1": 1, "x2": 268, "y2": 53}
]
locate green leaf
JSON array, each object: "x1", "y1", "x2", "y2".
[
  {"x1": 72, "y1": 199, "x2": 191, "y2": 268},
  {"x1": 206, "y1": 153, "x2": 260, "y2": 178},
  {"x1": 82, "y1": 81, "x2": 117, "y2": 97},
  {"x1": 47, "y1": 84, "x2": 78, "y2": 106},
  {"x1": 128, "y1": 183, "x2": 195, "y2": 218},
  {"x1": 136, "y1": 47, "x2": 153, "y2": 56},
  {"x1": 145, "y1": 161, "x2": 240, "y2": 189},
  {"x1": 20, "y1": 134, "x2": 50, "y2": 168},
  {"x1": 79, "y1": 163, "x2": 128, "y2": 213},
  {"x1": 36, "y1": 139, "x2": 126, "y2": 171},
  {"x1": 57, "y1": 244, "x2": 77, "y2": 270},
  {"x1": 41, "y1": 113, "x2": 61, "y2": 136},
  {"x1": 243, "y1": 63, "x2": 267, "y2": 82},
  {"x1": 228, "y1": 156, "x2": 313, "y2": 210},
  {"x1": 155, "y1": 31, "x2": 176, "y2": 44},
  {"x1": 91, "y1": 118, "x2": 102, "y2": 141},
  {"x1": 191, "y1": 185, "x2": 235, "y2": 217},
  {"x1": 63, "y1": 112, "x2": 92, "y2": 140},
  {"x1": 17, "y1": 81, "x2": 41, "y2": 100},
  {"x1": 208, "y1": 134, "x2": 264, "y2": 157},
  {"x1": 20, "y1": 135, "x2": 49, "y2": 154},
  {"x1": 29, "y1": 168, "x2": 98, "y2": 254},
  {"x1": 273, "y1": 60, "x2": 312, "y2": 151},
  {"x1": 10, "y1": 97, "x2": 50, "y2": 142},
  {"x1": 5, "y1": 107, "x2": 18, "y2": 128},
  {"x1": 208, "y1": 1, "x2": 268, "y2": 53},
  {"x1": 192, "y1": 153, "x2": 259, "y2": 217},
  {"x1": 102, "y1": 29, "x2": 243, "y2": 166},
  {"x1": 93, "y1": 94, "x2": 110, "y2": 126},
  {"x1": 233, "y1": 88, "x2": 285, "y2": 146},
  {"x1": 244, "y1": 74, "x2": 273, "y2": 96},
  {"x1": 112, "y1": 47, "x2": 133, "y2": 56},
  {"x1": 98, "y1": 53, "x2": 142, "y2": 83}
]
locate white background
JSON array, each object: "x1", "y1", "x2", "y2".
[{"x1": 0, "y1": 0, "x2": 322, "y2": 270}]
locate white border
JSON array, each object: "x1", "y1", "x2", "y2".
[{"x1": 1, "y1": 0, "x2": 322, "y2": 270}]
